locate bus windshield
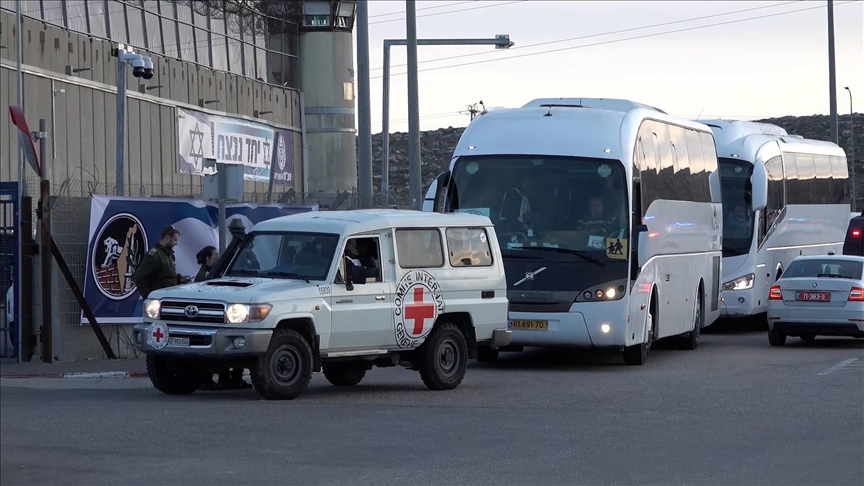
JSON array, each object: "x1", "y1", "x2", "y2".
[
  {"x1": 718, "y1": 158, "x2": 755, "y2": 257},
  {"x1": 449, "y1": 155, "x2": 630, "y2": 258}
]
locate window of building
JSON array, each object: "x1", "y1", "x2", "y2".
[
  {"x1": 446, "y1": 228, "x2": 493, "y2": 267},
  {"x1": 395, "y1": 229, "x2": 444, "y2": 268}
]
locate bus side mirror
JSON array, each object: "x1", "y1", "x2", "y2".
[
  {"x1": 632, "y1": 224, "x2": 649, "y2": 271},
  {"x1": 432, "y1": 170, "x2": 451, "y2": 213},
  {"x1": 750, "y1": 162, "x2": 768, "y2": 212}
]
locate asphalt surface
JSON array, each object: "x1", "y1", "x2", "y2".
[{"x1": 2, "y1": 328, "x2": 863, "y2": 486}]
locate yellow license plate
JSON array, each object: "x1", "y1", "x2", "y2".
[{"x1": 510, "y1": 320, "x2": 548, "y2": 330}]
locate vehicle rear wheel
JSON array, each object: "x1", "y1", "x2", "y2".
[
  {"x1": 146, "y1": 355, "x2": 203, "y2": 395},
  {"x1": 676, "y1": 288, "x2": 702, "y2": 351},
  {"x1": 419, "y1": 322, "x2": 469, "y2": 390},
  {"x1": 768, "y1": 327, "x2": 787, "y2": 347},
  {"x1": 624, "y1": 309, "x2": 653, "y2": 366},
  {"x1": 476, "y1": 345, "x2": 499, "y2": 363},
  {"x1": 250, "y1": 329, "x2": 313, "y2": 400},
  {"x1": 322, "y1": 361, "x2": 367, "y2": 386}
]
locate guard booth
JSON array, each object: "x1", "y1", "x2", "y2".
[
  {"x1": 0, "y1": 182, "x2": 18, "y2": 359},
  {"x1": 843, "y1": 213, "x2": 864, "y2": 256}
]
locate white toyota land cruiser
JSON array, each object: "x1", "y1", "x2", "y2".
[{"x1": 133, "y1": 209, "x2": 511, "y2": 400}]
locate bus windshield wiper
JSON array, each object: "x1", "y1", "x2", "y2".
[{"x1": 514, "y1": 246, "x2": 606, "y2": 267}]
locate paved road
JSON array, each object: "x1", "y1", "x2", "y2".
[{"x1": 2, "y1": 330, "x2": 862, "y2": 486}]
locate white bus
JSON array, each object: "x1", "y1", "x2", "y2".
[
  {"x1": 696, "y1": 119, "x2": 851, "y2": 325},
  {"x1": 424, "y1": 98, "x2": 723, "y2": 365}
]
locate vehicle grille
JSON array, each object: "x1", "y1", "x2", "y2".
[{"x1": 160, "y1": 300, "x2": 225, "y2": 324}]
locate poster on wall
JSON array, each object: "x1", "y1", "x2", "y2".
[
  {"x1": 82, "y1": 195, "x2": 317, "y2": 325},
  {"x1": 177, "y1": 107, "x2": 294, "y2": 186}
]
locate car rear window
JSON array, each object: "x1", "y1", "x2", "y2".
[{"x1": 783, "y1": 259, "x2": 864, "y2": 279}]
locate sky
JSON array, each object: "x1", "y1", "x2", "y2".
[{"x1": 352, "y1": 0, "x2": 864, "y2": 134}]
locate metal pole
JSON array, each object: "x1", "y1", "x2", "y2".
[
  {"x1": 14, "y1": 0, "x2": 24, "y2": 364},
  {"x1": 381, "y1": 42, "x2": 391, "y2": 207},
  {"x1": 299, "y1": 92, "x2": 309, "y2": 202},
  {"x1": 405, "y1": 0, "x2": 421, "y2": 210},
  {"x1": 827, "y1": 0, "x2": 838, "y2": 145},
  {"x1": 265, "y1": 131, "x2": 281, "y2": 203},
  {"x1": 847, "y1": 87, "x2": 856, "y2": 212},
  {"x1": 37, "y1": 119, "x2": 52, "y2": 363},
  {"x1": 115, "y1": 56, "x2": 126, "y2": 196},
  {"x1": 356, "y1": 0, "x2": 373, "y2": 207},
  {"x1": 218, "y1": 199, "x2": 226, "y2": 255}
]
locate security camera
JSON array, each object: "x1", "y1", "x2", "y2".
[
  {"x1": 142, "y1": 57, "x2": 154, "y2": 80},
  {"x1": 130, "y1": 57, "x2": 145, "y2": 77}
]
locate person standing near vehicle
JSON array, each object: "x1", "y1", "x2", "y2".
[
  {"x1": 133, "y1": 225, "x2": 185, "y2": 299},
  {"x1": 194, "y1": 245, "x2": 251, "y2": 391}
]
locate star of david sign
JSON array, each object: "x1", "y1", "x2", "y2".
[{"x1": 189, "y1": 122, "x2": 205, "y2": 170}]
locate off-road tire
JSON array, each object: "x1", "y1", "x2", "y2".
[
  {"x1": 476, "y1": 345, "x2": 499, "y2": 363},
  {"x1": 676, "y1": 288, "x2": 702, "y2": 351},
  {"x1": 419, "y1": 322, "x2": 469, "y2": 390},
  {"x1": 322, "y1": 362, "x2": 367, "y2": 386},
  {"x1": 250, "y1": 329, "x2": 313, "y2": 400},
  {"x1": 146, "y1": 355, "x2": 203, "y2": 395}
]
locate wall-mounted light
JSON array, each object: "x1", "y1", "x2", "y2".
[
  {"x1": 138, "y1": 85, "x2": 163, "y2": 93},
  {"x1": 65, "y1": 65, "x2": 92, "y2": 76},
  {"x1": 199, "y1": 98, "x2": 219, "y2": 107},
  {"x1": 254, "y1": 110, "x2": 273, "y2": 117}
]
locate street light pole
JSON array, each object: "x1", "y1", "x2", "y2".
[
  {"x1": 846, "y1": 86, "x2": 856, "y2": 212},
  {"x1": 828, "y1": 0, "x2": 838, "y2": 145},
  {"x1": 380, "y1": 35, "x2": 514, "y2": 207},
  {"x1": 405, "y1": 0, "x2": 421, "y2": 210},
  {"x1": 356, "y1": 0, "x2": 373, "y2": 207}
]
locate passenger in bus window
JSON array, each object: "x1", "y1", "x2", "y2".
[{"x1": 726, "y1": 202, "x2": 751, "y2": 238}]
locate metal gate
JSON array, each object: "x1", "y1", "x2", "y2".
[{"x1": 0, "y1": 182, "x2": 18, "y2": 359}]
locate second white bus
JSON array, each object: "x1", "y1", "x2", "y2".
[{"x1": 425, "y1": 97, "x2": 724, "y2": 365}]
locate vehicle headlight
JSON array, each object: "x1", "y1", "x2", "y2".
[
  {"x1": 576, "y1": 278, "x2": 628, "y2": 302},
  {"x1": 723, "y1": 273, "x2": 755, "y2": 291},
  {"x1": 143, "y1": 299, "x2": 161, "y2": 319},
  {"x1": 225, "y1": 303, "x2": 273, "y2": 324}
]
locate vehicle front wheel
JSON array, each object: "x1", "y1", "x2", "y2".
[
  {"x1": 768, "y1": 328, "x2": 787, "y2": 347},
  {"x1": 146, "y1": 355, "x2": 203, "y2": 395},
  {"x1": 476, "y1": 345, "x2": 499, "y2": 363},
  {"x1": 419, "y1": 322, "x2": 469, "y2": 390},
  {"x1": 624, "y1": 310, "x2": 653, "y2": 366},
  {"x1": 322, "y1": 362, "x2": 367, "y2": 386},
  {"x1": 251, "y1": 329, "x2": 313, "y2": 400}
]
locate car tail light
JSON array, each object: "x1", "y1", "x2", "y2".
[
  {"x1": 768, "y1": 285, "x2": 782, "y2": 300},
  {"x1": 852, "y1": 229, "x2": 861, "y2": 237},
  {"x1": 849, "y1": 287, "x2": 864, "y2": 301}
]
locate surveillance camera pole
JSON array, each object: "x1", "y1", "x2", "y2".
[{"x1": 113, "y1": 46, "x2": 153, "y2": 197}]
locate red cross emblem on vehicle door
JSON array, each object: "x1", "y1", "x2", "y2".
[{"x1": 405, "y1": 287, "x2": 435, "y2": 335}]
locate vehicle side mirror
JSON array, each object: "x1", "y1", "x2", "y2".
[
  {"x1": 432, "y1": 170, "x2": 451, "y2": 213},
  {"x1": 632, "y1": 224, "x2": 650, "y2": 271},
  {"x1": 750, "y1": 162, "x2": 768, "y2": 212}
]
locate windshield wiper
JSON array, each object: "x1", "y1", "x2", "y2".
[
  {"x1": 270, "y1": 271, "x2": 310, "y2": 283},
  {"x1": 816, "y1": 273, "x2": 846, "y2": 279},
  {"x1": 511, "y1": 246, "x2": 606, "y2": 267}
]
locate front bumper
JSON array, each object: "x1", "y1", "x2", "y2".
[{"x1": 132, "y1": 322, "x2": 273, "y2": 357}]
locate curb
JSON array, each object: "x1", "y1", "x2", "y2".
[{"x1": 0, "y1": 371, "x2": 149, "y2": 379}]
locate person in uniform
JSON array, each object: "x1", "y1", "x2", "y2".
[{"x1": 133, "y1": 225, "x2": 185, "y2": 299}]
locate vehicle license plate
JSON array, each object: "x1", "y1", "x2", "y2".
[
  {"x1": 510, "y1": 320, "x2": 548, "y2": 330},
  {"x1": 168, "y1": 337, "x2": 190, "y2": 346},
  {"x1": 795, "y1": 292, "x2": 830, "y2": 302}
]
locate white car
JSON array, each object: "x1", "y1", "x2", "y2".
[
  {"x1": 767, "y1": 254, "x2": 864, "y2": 346},
  {"x1": 133, "y1": 209, "x2": 511, "y2": 400}
]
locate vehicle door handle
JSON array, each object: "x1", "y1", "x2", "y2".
[{"x1": 375, "y1": 295, "x2": 386, "y2": 301}]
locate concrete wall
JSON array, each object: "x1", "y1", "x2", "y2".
[{"x1": 0, "y1": 9, "x2": 304, "y2": 198}]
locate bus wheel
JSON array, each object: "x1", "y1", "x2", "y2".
[
  {"x1": 676, "y1": 288, "x2": 702, "y2": 351},
  {"x1": 623, "y1": 308, "x2": 653, "y2": 366}
]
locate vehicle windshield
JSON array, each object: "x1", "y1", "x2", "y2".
[
  {"x1": 448, "y1": 155, "x2": 630, "y2": 259},
  {"x1": 225, "y1": 231, "x2": 339, "y2": 281},
  {"x1": 718, "y1": 158, "x2": 755, "y2": 257},
  {"x1": 782, "y1": 259, "x2": 864, "y2": 280}
]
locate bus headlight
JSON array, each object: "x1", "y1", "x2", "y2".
[
  {"x1": 723, "y1": 273, "x2": 755, "y2": 291},
  {"x1": 225, "y1": 303, "x2": 273, "y2": 324},
  {"x1": 143, "y1": 299, "x2": 161, "y2": 319},
  {"x1": 576, "y1": 278, "x2": 628, "y2": 302}
]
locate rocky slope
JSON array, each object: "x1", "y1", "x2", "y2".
[{"x1": 361, "y1": 114, "x2": 863, "y2": 207}]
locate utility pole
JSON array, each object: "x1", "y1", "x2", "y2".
[
  {"x1": 356, "y1": 0, "x2": 373, "y2": 207},
  {"x1": 406, "y1": 0, "x2": 421, "y2": 210},
  {"x1": 846, "y1": 87, "x2": 856, "y2": 212},
  {"x1": 828, "y1": 0, "x2": 838, "y2": 145},
  {"x1": 460, "y1": 101, "x2": 484, "y2": 122}
]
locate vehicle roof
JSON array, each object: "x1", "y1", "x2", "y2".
[
  {"x1": 453, "y1": 101, "x2": 711, "y2": 161},
  {"x1": 788, "y1": 254, "x2": 864, "y2": 263},
  {"x1": 252, "y1": 209, "x2": 493, "y2": 235},
  {"x1": 697, "y1": 119, "x2": 846, "y2": 162}
]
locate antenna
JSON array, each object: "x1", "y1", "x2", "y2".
[{"x1": 696, "y1": 108, "x2": 705, "y2": 120}]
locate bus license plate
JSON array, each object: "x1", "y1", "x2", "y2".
[
  {"x1": 795, "y1": 292, "x2": 830, "y2": 302},
  {"x1": 168, "y1": 337, "x2": 190, "y2": 346},
  {"x1": 510, "y1": 320, "x2": 548, "y2": 330}
]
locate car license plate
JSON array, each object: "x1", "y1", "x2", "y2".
[
  {"x1": 510, "y1": 320, "x2": 548, "y2": 330},
  {"x1": 795, "y1": 292, "x2": 831, "y2": 302},
  {"x1": 168, "y1": 337, "x2": 190, "y2": 346}
]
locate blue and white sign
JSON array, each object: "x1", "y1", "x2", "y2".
[{"x1": 82, "y1": 195, "x2": 317, "y2": 324}]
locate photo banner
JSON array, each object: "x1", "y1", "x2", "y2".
[
  {"x1": 82, "y1": 195, "x2": 317, "y2": 325},
  {"x1": 177, "y1": 107, "x2": 294, "y2": 186}
]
